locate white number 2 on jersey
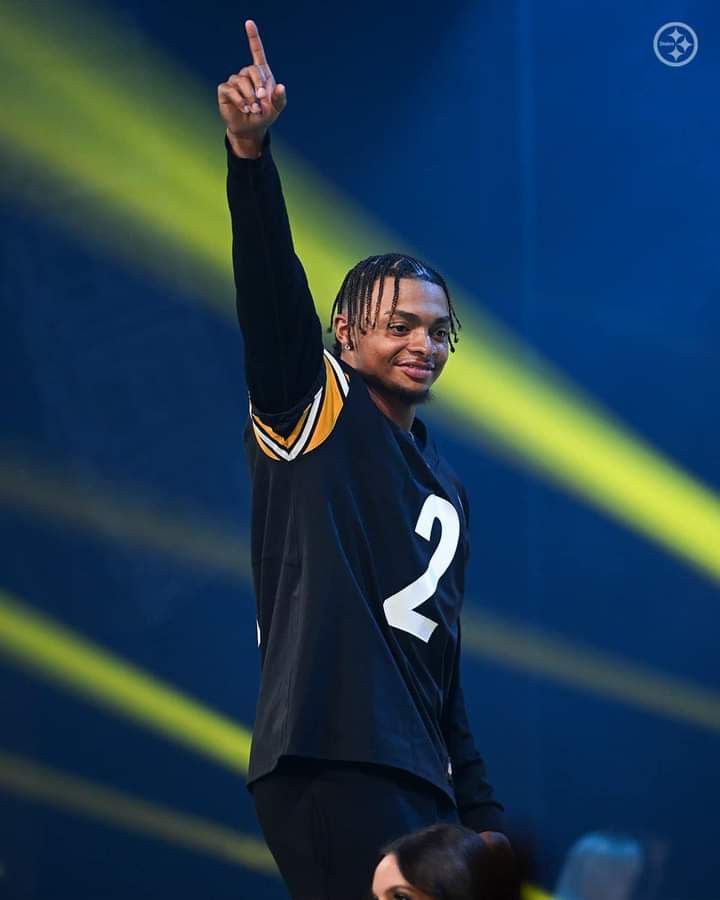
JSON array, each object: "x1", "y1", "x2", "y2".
[{"x1": 383, "y1": 494, "x2": 461, "y2": 643}]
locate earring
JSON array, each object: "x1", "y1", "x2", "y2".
[{"x1": 344, "y1": 343, "x2": 352, "y2": 351}]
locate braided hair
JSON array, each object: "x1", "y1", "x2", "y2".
[{"x1": 327, "y1": 253, "x2": 461, "y2": 357}]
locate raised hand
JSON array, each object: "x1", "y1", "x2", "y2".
[{"x1": 218, "y1": 20, "x2": 286, "y2": 150}]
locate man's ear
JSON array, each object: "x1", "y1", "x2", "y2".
[{"x1": 334, "y1": 314, "x2": 352, "y2": 349}]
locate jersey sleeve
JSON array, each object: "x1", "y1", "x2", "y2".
[
  {"x1": 249, "y1": 348, "x2": 349, "y2": 461},
  {"x1": 442, "y1": 622, "x2": 506, "y2": 834},
  {"x1": 226, "y1": 131, "x2": 325, "y2": 417}
]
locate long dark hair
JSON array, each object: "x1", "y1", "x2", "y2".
[{"x1": 379, "y1": 823, "x2": 490, "y2": 900}]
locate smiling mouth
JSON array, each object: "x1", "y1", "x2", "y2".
[{"x1": 397, "y1": 363, "x2": 435, "y2": 382}]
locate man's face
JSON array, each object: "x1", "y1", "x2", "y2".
[{"x1": 336, "y1": 276, "x2": 451, "y2": 405}]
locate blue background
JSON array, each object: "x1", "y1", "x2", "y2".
[{"x1": 1, "y1": 2, "x2": 718, "y2": 897}]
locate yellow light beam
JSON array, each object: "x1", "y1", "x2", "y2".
[
  {"x1": 0, "y1": 590, "x2": 251, "y2": 774},
  {"x1": 462, "y1": 609, "x2": 720, "y2": 733},
  {"x1": 2, "y1": 449, "x2": 720, "y2": 738},
  {"x1": 0, "y1": 750, "x2": 276, "y2": 874},
  {"x1": 0, "y1": 0, "x2": 356, "y2": 314},
  {"x1": 2, "y1": 2, "x2": 720, "y2": 589},
  {"x1": 0, "y1": 750, "x2": 552, "y2": 897},
  {"x1": 0, "y1": 93, "x2": 227, "y2": 274},
  {"x1": 523, "y1": 887, "x2": 553, "y2": 900},
  {"x1": 436, "y1": 330, "x2": 720, "y2": 584},
  {"x1": 0, "y1": 448, "x2": 250, "y2": 580},
  {"x1": 0, "y1": 0, "x2": 221, "y2": 209}
]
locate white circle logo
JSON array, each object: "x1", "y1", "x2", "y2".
[{"x1": 653, "y1": 22, "x2": 698, "y2": 67}]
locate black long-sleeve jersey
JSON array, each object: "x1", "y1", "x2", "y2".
[{"x1": 227, "y1": 133, "x2": 504, "y2": 833}]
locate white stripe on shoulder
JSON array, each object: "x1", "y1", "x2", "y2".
[
  {"x1": 324, "y1": 348, "x2": 350, "y2": 397},
  {"x1": 287, "y1": 385, "x2": 324, "y2": 459},
  {"x1": 252, "y1": 422, "x2": 290, "y2": 461},
  {"x1": 250, "y1": 383, "x2": 325, "y2": 462}
]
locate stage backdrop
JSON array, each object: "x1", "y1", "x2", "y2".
[{"x1": 1, "y1": 1, "x2": 718, "y2": 897}]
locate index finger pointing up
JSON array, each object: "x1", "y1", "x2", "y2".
[{"x1": 245, "y1": 20, "x2": 268, "y2": 68}]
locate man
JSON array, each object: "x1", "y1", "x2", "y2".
[{"x1": 218, "y1": 20, "x2": 508, "y2": 900}]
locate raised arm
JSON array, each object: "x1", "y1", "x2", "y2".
[{"x1": 218, "y1": 21, "x2": 324, "y2": 416}]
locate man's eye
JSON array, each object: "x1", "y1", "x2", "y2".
[
  {"x1": 389, "y1": 324, "x2": 408, "y2": 334},
  {"x1": 434, "y1": 329, "x2": 448, "y2": 340}
]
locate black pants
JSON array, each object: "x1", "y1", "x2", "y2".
[{"x1": 252, "y1": 757, "x2": 460, "y2": 900}]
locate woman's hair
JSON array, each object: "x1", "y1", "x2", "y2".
[{"x1": 379, "y1": 823, "x2": 490, "y2": 899}]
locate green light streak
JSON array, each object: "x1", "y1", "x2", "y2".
[
  {"x1": 437, "y1": 317, "x2": 720, "y2": 580},
  {"x1": 0, "y1": 751, "x2": 276, "y2": 873},
  {"x1": 3, "y1": 448, "x2": 720, "y2": 737},
  {"x1": 1, "y1": 0, "x2": 720, "y2": 587},
  {"x1": 0, "y1": 589, "x2": 252, "y2": 773}
]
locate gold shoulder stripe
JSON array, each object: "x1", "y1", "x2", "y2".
[
  {"x1": 251, "y1": 404, "x2": 310, "y2": 450},
  {"x1": 303, "y1": 353, "x2": 348, "y2": 455},
  {"x1": 250, "y1": 421, "x2": 283, "y2": 460},
  {"x1": 324, "y1": 349, "x2": 350, "y2": 397},
  {"x1": 249, "y1": 352, "x2": 349, "y2": 462},
  {"x1": 249, "y1": 385, "x2": 323, "y2": 462}
]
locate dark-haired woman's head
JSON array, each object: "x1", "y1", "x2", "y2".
[{"x1": 371, "y1": 823, "x2": 490, "y2": 900}]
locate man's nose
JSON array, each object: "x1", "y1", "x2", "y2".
[{"x1": 408, "y1": 328, "x2": 433, "y2": 355}]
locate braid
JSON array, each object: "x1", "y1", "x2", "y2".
[{"x1": 327, "y1": 253, "x2": 461, "y2": 356}]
